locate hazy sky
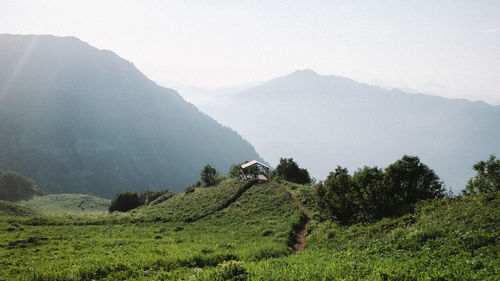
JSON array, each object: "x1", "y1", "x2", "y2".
[{"x1": 1, "y1": 0, "x2": 499, "y2": 104}]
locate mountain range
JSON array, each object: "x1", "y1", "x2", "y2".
[
  {"x1": 0, "y1": 34, "x2": 263, "y2": 198},
  {"x1": 181, "y1": 69, "x2": 500, "y2": 193}
]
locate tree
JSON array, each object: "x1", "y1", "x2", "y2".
[
  {"x1": 384, "y1": 155, "x2": 445, "y2": 214},
  {"x1": 200, "y1": 164, "x2": 218, "y2": 187},
  {"x1": 0, "y1": 170, "x2": 42, "y2": 202},
  {"x1": 353, "y1": 166, "x2": 391, "y2": 221},
  {"x1": 316, "y1": 156, "x2": 446, "y2": 225},
  {"x1": 320, "y1": 166, "x2": 359, "y2": 224},
  {"x1": 272, "y1": 158, "x2": 311, "y2": 184},
  {"x1": 108, "y1": 191, "x2": 141, "y2": 212},
  {"x1": 464, "y1": 155, "x2": 500, "y2": 195},
  {"x1": 228, "y1": 162, "x2": 247, "y2": 178}
]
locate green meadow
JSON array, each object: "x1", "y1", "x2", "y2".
[{"x1": 0, "y1": 179, "x2": 498, "y2": 280}]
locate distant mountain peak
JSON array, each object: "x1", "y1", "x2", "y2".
[
  {"x1": 0, "y1": 34, "x2": 264, "y2": 197},
  {"x1": 288, "y1": 69, "x2": 320, "y2": 78}
]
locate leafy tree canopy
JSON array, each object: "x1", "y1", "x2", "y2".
[
  {"x1": 272, "y1": 158, "x2": 311, "y2": 184},
  {"x1": 464, "y1": 155, "x2": 500, "y2": 195},
  {"x1": 0, "y1": 170, "x2": 43, "y2": 202},
  {"x1": 108, "y1": 191, "x2": 141, "y2": 212},
  {"x1": 317, "y1": 155, "x2": 445, "y2": 224},
  {"x1": 201, "y1": 164, "x2": 219, "y2": 187}
]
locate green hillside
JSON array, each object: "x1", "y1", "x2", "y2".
[
  {"x1": 246, "y1": 189, "x2": 500, "y2": 280},
  {"x1": 0, "y1": 179, "x2": 498, "y2": 280},
  {"x1": 0, "y1": 200, "x2": 36, "y2": 216},
  {"x1": 133, "y1": 178, "x2": 257, "y2": 222},
  {"x1": 18, "y1": 194, "x2": 110, "y2": 215}
]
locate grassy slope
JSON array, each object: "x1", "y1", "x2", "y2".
[
  {"x1": 245, "y1": 191, "x2": 500, "y2": 280},
  {"x1": 18, "y1": 194, "x2": 110, "y2": 215},
  {"x1": 133, "y1": 178, "x2": 256, "y2": 222},
  {"x1": 0, "y1": 200, "x2": 36, "y2": 216},
  {"x1": 0, "y1": 180, "x2": 304, "y2": 280},
  {"x1": 0, "y1": 180, "x2": 498, "y2": 280}
]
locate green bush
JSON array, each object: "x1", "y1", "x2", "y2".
[
  {"x1": 214, "y1": 260, "x2": 248, "y2": 281},
  {"x1": 464, "y1": 155, "x2": 500, "y2": 195},
  {"x1": 201, "y1": 164, "x2": 219, "y2": 187},
  {"x1": 108, "y1": 192, "x2": 141, "y2": 212},
  {"x1": 272, "y1": 158, "x2": 311, "y2": 184},
  {"x1": 0, "y1": 170, "x2": 43, "y2": 202},
  {"x1": 184, "y1": 185, "x2": 196, "y2": 194},
  {"x1": 317, "y1": 155, "x2": 446, "y2": 224}
]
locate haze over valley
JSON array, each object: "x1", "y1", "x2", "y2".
[{"x1": 175, "y1": 69, "x2": 500, "y2": 193}]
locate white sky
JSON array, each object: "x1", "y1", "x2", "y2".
[{"x1": 1, "y1": 0, "x2": 499, "y2": 104}]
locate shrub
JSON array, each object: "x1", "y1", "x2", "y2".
[
  {"x1": 317, "y1": 155, "x2": 446, "y2": 225},
  {"x1": 0, "y1": 170, "x2": 43, "y2": 202},
  {"x1": 201, "y1": 164, "x2": 219, "y2": 187},
  {"x1": 214, "y1": 260, "x2": 248, "y2": 281},
  {"x1": 228, "y1": 162, "x2": 245, "y2": 178},
  {"x1": 108, "y1": 192, "x2": 141, "y2": 212},
  {"x1": 184, "y1": 185, "x2": 196, "y2": 194},
  {"x1": 272, "y1": 158, "x2": 311, "y2": 184},
  {"x1": 464, "y1": 154, "x2": 500, "y2": 195}
]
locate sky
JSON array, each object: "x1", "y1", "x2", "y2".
[{"x1": 1, "y1": 0, "x2": 499, "y2": 104}]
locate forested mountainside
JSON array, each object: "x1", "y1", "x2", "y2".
[{"x1": 0, "y1": 34, "x2": 263, "y2": 198}]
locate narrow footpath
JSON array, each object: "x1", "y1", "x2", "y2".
[{"x1": 284, "y1": 188, "x2": 313, "y2": 253}]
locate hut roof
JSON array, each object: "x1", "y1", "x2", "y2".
[{"x1": 241, "y1": 160, "x2": 269, "y2": 169}]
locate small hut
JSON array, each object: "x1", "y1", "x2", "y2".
[{"x1": 240, "y1": 160, "x2": 270, "y2": 181}]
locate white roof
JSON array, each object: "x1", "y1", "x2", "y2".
[{"x1": 241, "y1": 160, "x2": 269, "y2": 169}]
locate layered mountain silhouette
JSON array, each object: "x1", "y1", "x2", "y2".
[
  {"x1": 0, "y1": 34, "x2": 263, "y2": 198},
  {"x1": 188, "y1": 69, "x2": 500, "y2": 193}
]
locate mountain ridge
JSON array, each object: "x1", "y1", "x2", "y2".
[
  {"x1": 190, "y1": 69, "x2": 500, "y2": 192},
  {"x1": 0, "y1": 34, "x2": 264, "y2": 198}
]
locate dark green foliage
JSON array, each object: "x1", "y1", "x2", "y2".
[
  {"x1": 228, "y1": 163, "x2": 242, "y2": 178},
  {"x1": 0, "y1": 170, "x2": 42, "y2": 202},
  {"x1": 272, "y1": 158, "x2": 311, "y2": 184},
  {"x1": 384, "y1": 155, "x2": 445, "y2": 208},
  {"x1": 318, "y1": 155, "x2": 446, "y2": 224},
  {"x1": 201, "y1": 164, "x2": 219, "y2": 187},
  {"x1": 464, "y1": 155, "x2": 500, "y2": 195},
  {"x1": 138, "y1": 189, "x2": 173, "y2": 205},
  {"x1": 108, "y1": 192, "x2": 141, "y2": 212},
  {"x1": 319, "y1": 166, "x2": 360, "y2": 224}
]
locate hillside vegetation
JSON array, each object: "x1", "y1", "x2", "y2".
[
  {"x1": 0, "y1": 178, "x2": 498, "y2": 280},
  {"x1": 0, "y1": 200, "x2": 36, "y2": 216},
  {"x1": 17, "y1": 194, "x2": 110, "y2": 215},
  {"x1": 134, "y1": 178, "x2": 256, "y2": 222},
  {"x1": 245, "y1": 189, "x2": 499, "y2": 280},
  {"x1": 0, "y1": 180, "x2": 304, "y2": 280}
]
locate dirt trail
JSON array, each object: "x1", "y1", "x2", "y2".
[{"x1": 284, "y1": 189, "x2": 312, "y2": 253}]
